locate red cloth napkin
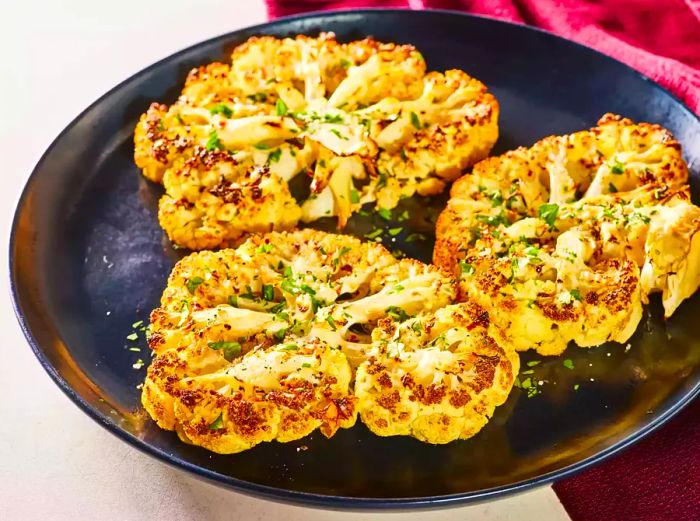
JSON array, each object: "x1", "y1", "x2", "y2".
[
  {"x1": 264, "y1": 2, "x2": 700, "y2": 519},
  {"x1": 266, "y1": 0, "x2": 700, "y2": 114}
]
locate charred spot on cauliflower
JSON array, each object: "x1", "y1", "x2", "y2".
[{"x1": 134, "y1": 33, "x2": 499, "y2": 249}]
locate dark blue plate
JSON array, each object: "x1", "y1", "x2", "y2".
[{"x1": 10, "y1": 9, "x2": 700, "y2": 509}]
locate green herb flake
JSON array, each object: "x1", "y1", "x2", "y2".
[
  {"x1": 563, "y1": 359, "x2": 575, "y2": 370},
  {"x1": 209, "y1": 413, "x2": 225, "y2": 430},
  {"x1": 247, "y1": 92, "x2": 268, "y2": 103},
  {"x1": 330, "y1": 128, "x2": 348, "y2": 140},
  {"x1": 611, "y1": 160, "x2": 625, "y2": 174},
  {"x1": 365, "y1": 228, "x2": 383, "y2": 240},
  {"x1": 526, "y1": 360, "x2": 541, "y2": 367},
  {"x1": 256, "y1": 243, "x2": 274, "y2": 253},
  {"x1": 459, "y1": 260, "x2": 475, "y2": 275},
  {"x1": 323, "y1": 113, "x2": 345, "y2": 124},
  {"x1": 405, "y1": 233, "x2": 426, "y2": 243},
  {"x1": 267, "y1": 148, "x2": 282, "y2": 164},
  {"x1": 410, "y1": 111, "x2": 421, "y2": 129},
  {"x1": 126, "y1": 333, "x2": 138, "y2": 341},
  {"x1": 228, "y1": 295, "x2": 238, "y2": 307},
  {"x1": 132, "y1": 320, "x2": 143, "y2": 329},
  {"x1": 275, "y1": 98, "x2": 288, "y2": 116},
  {"x1": 302, "y1": 362, "x2": 312, "y2": 368},
  {"x1": 262, "y1": 284, "x2": 275, "y2": 302},
  {"x1": 278, "y1": 343, "x2": 299, "y2": 351},
  {"x1": 209, "y1": 103, "x2": 233, "y2": 118},
  {"x1": 574, "y1": 384, "x2": 580, "y2": 391},
  {"x1": 570, "y1": 289, "x2": 583, "y2": 301},
  {"x1": 186, "y1": 276, "x2": 204, "y2": 295},
  {"x1": 326, "y1": 316, "x2": 337, "y2": 331},
  {"x1": 350, "y1": 189, "x2": 360, "y2": 204},
  {"x1": 521, "y1": 377, "x2": 532, "y2": 389},
  {"x1": 208, "y1": 341, "x2": 242, "y2": 361},
  {"x1": 608, "y1": 182, "x2": 618, "y2": 193},
  {"x1": 388, "y1": 227, "x2": 403, "y2": 236},
  {"x1": 538, "y1": 203, "x2": 559, "y2": 228},
  {"x1": 132, "y1": 359, "x2": 145, "y2": 370},
  {"x1": 377, "y1": 207, "x2": 392, "y2": 220},
  {"x1": 253, "y1": 142, "x2": 270, "y2": 150},
  {"x1": 340, "y1": 58, "x2": 352, "y2": 69},
  {"x1": 300, "y1": 284, "x2": 316, "y2": 295},
  {"x1": 205, "y1": 130, "x2": 224, "y2": 151}
]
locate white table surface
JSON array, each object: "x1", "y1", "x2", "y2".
[{"x1": 0, "y1": 2, "x2": 570, "y2": 519}]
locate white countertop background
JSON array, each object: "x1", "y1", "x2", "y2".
[{"x1": 0, "y1": 2, "x2": 570, "y2": 519}]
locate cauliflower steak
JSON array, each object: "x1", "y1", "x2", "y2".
[
  {"x1": 134, "y1": 33, "x2": 499, "y2": 249},
  {"x1": 434, "y1": 115, "x2": 700, "y2": 356}
]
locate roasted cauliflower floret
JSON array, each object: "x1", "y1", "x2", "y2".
[
  {"x1": 142, "y1": 229, "x2": 458, "y2": 453},
  {"x1": 158, "y1": 151, "x2": 302, "y2": 250},
  {"x1": 435, "y1": 116, "x2": 698, "y2": 355},
  {"x1": 354, "y1": 302, "x2": 519, "y2": 443},
  {"x1": 134, "y1": 33, "x2": 499, "y2": 249}
]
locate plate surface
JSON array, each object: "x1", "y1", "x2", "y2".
[{"x1": 10, "y1": 9, "x2": 700, "y2": 509}]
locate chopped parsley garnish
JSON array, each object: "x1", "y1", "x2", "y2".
[
  {"x1": 459, "y1": 260, "x2": 475, "y2": 275},
  {"x1": 205, "y1": 130, "x2": 224, "y2": 151},
  {"x1": 267, "y1": 148, "x2": 282, "y2": 164},
  {"x1": 323, "y1": 113, "x2": 345, "y2": 124},
  {"x1": 350, "y1": 189, "x2": 360, "y2": 204},
  {"x1": 524, "y1": 245, "x2": 541, "y2": 258},
  {"x1": 386, "y1": 306, "x2": 410, "y2": 322},
  {"x1": 563, "y1": 359, "x2": 575, "y2": 370},
  {"x1": 283, "y1": 265, "x2": 293, "y2": 278},
  {"x1": 256, "y1": 243, "x2": 274, "y2": 253},
  {"x1": 126, "y1": 333, "x2": 138, "y2": 341},
  {"x1": 253, "y1": 142, "x2": 270, "y2": 150},
  {"x1": 186, "y1": 276, "x2": 204, "y2": 294},
  {"x1": 228, "y1": 295, "x2": 238, "y2": 307},
  {"x1": 476, "y1": 210, "x2": 509, "y2": 227},
  {"x1": 400, "y1": 148, "x2": 408, "y2": 161},
  {"x1": 262, "y1": 284, "x2": 275, "y2": 302},
  {"x1": 570, "y1": 288, "x2": 583, "y2": 301},
  {"x1": 338, "y1": 246, "x2": 352, "y2": 257},
  {"x1": 325, "y1": 316, "x2": 337, "y2": 331},
  {"x1": 275, "y1": 98, "x2": 288, "y2": 116},
  {"x1": 611, "y1": 160, "x2": 625, "y2": 174},
  {"x1": 388, "y1": 227, "x2": 403, "y2": 236},
  {"x1": 608, "y1": 182, "x2": 618, "y2": 193},
  {"x1": 339, "y1": 58, "x2": 351, "y2": 69},
  {"x1": 526, "y1": 360, "x2": 541, "y2": 367},
  {"x1": 281, "y1": 279, "x2": 299, "y2": 295},
  {"x1": 377, "y1": 207, "x2": 392, "y2": 220},
  {"x1": 574, "y1": 384, "x2": 580, "y2": 391},
  {"x1": 538, "y1": 203, "x2": 559, "y2": 228},
  {"x1": 410, "y1": 111, "x2": 421, "y2": 129},
  {"x1": 302, "y1": 362, "x2": 312, "y2": 368},
  {"x1": 278, "y1": 343, "x2": 299, "y2": 351},
  {"x1": 300, "y1": 284, "x2": 316, "y2": 295},
  {"x1": 247, "y1": 92, "x2": 268, "y2": 103},
  {"x1": 209, "y1": 413, "x2": 225, "y2": 430},
  {"x1": 131, "y1": 320, "x2": 143, "y2": 329},
  {"x1": 208, "y1": 341, "x2": 241, "y2": 361},
  {"x1": 330, "y1": 128, "x2": 348, "y2": 140},
  {"x1": 274, "y1": 328, "x2": 287, "y2": 341},
  {"x1": 405, "y1": 233, "x2": 426, "y2": 243},
  {"x1": 365, "y1": 229, "x2": 383, "y2": 239},
  {"x1": 209, "y1": 103, "x2": 233, "y2": 118}
]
